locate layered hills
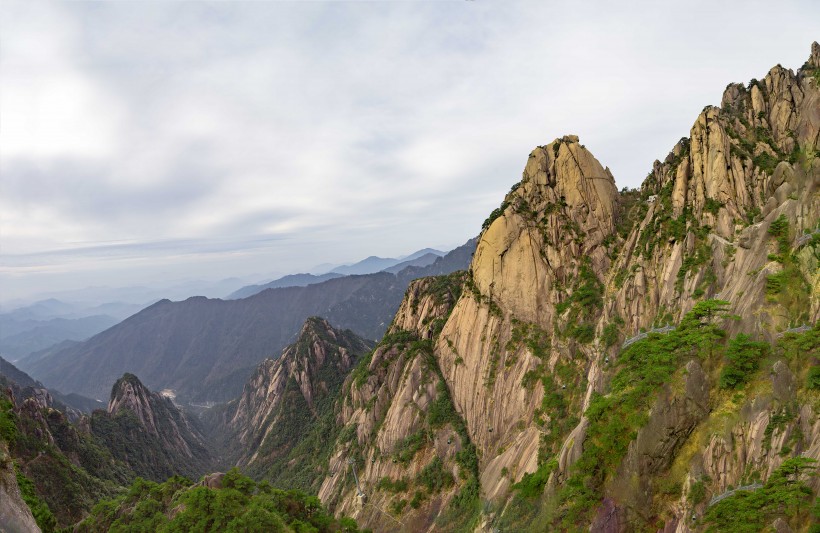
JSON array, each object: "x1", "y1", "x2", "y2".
[
  {"x1": 21, "y1": 240, "x2": 475, "y2": 404},
  {"x1": 1, "y1": 42, "x2": 818, "y2": 533}
]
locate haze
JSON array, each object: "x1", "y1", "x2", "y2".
[{"x1": 2, "y1": 0, "x2": 818, "y2": 303}]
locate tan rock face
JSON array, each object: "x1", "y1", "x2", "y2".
[
  {"x1": 313, "y1": 45, "x2": 820, "y2": 532},
  {"x1": 0, "y1": 442, "x2": 40, "y2": 533},
  {"x1": 472, "y1": 137, "x2": 618, "y2": 325},
  {"x1": 224, "y1": 317, "x2": 370, "y2": 466},
  {"x1": 318, "y1": 276, "x2": 472, "y2": 532}
]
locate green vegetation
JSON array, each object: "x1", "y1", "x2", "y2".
[
  {"x1": 16, "y1": 464, "x2": 57, "y2": 532},
  {"x1": 703, "y1": 457, "x2": 816, "y2": 533},
  {"x1": 77, "y1": 469, "x2": 363, "y2": 533},
  {"x1": 376, "y1": 476, "x2": 409, "y2": 493},
  {"x1": 0, "y1": 396, "x2": 18, "y2": 444},
  {"x1": 417, "y1": 456, "x2": 454, "y2": 494},
  {"x1": 482, "y1": 200, "x2": 510, "y2": 231},
  {"x1": 704, "y1": 197, "x2": 724, "y2": 215},
  {"x1": 394, "y1": 430, "x2": 426, "y2": 466},
  {"x1": 689, "y1": 479, "x2": 707, "y2": 505},
  {"x1": 763, "y1": 216, "x2": 811, "y2": 323},
  {"x1": 555, "y1": 259, "x2": 603, "y2": 344},
  {"x1": 719, "y1": 333, "x2": 770, "y2": 389},
  {"x1": 558, "y1": 300, "x2": 731, "y2": 527}
]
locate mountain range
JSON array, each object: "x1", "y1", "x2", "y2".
[
  {"x1": 18, "y1": 239, "x2": 476, "y2": 404},
  {"x1": 0, "y1": 42, "x2": 818, "y2": 533}
]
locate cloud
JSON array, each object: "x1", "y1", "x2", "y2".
[{"x1": 1, "y1": 0, "x2": 819, "y2": 301}]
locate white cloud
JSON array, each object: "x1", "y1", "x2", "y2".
[{"x1": 1, "y1": 0, "x2": 819, "y2": 301}]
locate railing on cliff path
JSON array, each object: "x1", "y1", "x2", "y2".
[
  {"x1": 621, "y1": 324, "x2": 676, "y2": 349},
  {"x1": 776, "y1": 324, "x2": 812, "y2": 338},
  {"x1": 707, "y1": 482, "x2": 763, "y2": 507},
  {"x1": 795, "y1": 229, "x2": 818, "y2": 248}
]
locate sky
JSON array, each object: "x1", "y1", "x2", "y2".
[{"x1": 1, "y1": 0, "x2": 818, "y2": 304}]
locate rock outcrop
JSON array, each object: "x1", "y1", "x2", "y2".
[
  {"x1": 0, "y1": 442, "x2": 40, "y2": 533},
  {"x1": 92, "y1": 373, "x2": 212, "y2": 481},
  {"x1": 310, "y1": 43, "x2": 819, "y2": 532},
  {"x1": 212, "y1": 317, "x2": 373, "y2": 485}
]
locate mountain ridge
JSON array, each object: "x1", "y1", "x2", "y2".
[
  {"x1": 284, "y1": 43, "x2": 820, "y2": 532},
  {"x1": 22, "y1": 239, "x2": 477, "y2": 403}
]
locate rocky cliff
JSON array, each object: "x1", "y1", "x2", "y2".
[
  {"x1": 91, "y1": 373, "x2": 212, "y2": 482},
  {"x1": 0, "y1": 442, "x2": 41, "y2": 533},
  {"x1": 308, "y1": 43, "x2": 819, "y2": 532},
  {"x1": 211, "y1": 317, "x2": 373, "y2": 490},
  {"x1": 0, "y1": 382, "x2": 130, "y2": 529}
]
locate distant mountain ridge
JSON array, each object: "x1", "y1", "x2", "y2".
[
  {"x1": 227, "y1": 272, "x2": 344, "y2": 299},
  {"x1": 0, "y1": 355, "x2": 105, "y2": 414},
  {"x1": 229, "y1": 247, "x2": 450, "y2": 300},
  {"x1": 23, "y1": 239, "x2": 477, "y2": 404},
  {"x1": 0, "y1": 314, "x2": 119, "y2": 362},
  {"x1": 325, "y1": 247, "x2": 445, "y2": 276}
]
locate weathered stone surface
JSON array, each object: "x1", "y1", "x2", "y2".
[
  {"x1": 0, "y1": 442, "x2": 40, "y2": 533},
  {"x1": 221, "y1": 317, "x2": 370, "y2": 465},
  {"x1": 313, "y1": 44, "x2": 820, "y2": 531}
]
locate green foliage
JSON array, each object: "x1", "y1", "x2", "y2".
[
  {"x1": 78, "y1": 471, "x2": 360, "y2": 533},
  {"x1": 601, "y1": 323, "x2": 620, "y2": 348},
  {"x1": 376, "y1": 476, "x2": 409, "y2": 493},
  {"x1": 703, "y1": 457, "x2": 817, "y2": 532},
  {"x1": 559, "y1": 300, "x2": 731, "y2": 526},
  {"x1": 760, "y1": 216, "x2": 811, "y2": 322},
  {"x1": 16, "y1": 464, "x2": 57, "y2": 532},
  {"x1": 555, "y1": 260, "x2": 603, "y2": 344},
  {"x1": 689, "y1": 479, "x2": 707, "y2": 505},
  {"x1": 416, "y1": 456, "x2": 454, "y2": 494},
  {"x1": 394, "y1": 430, "x2": 426, "y2": 465},
  {"x1": 409, "y1": 490, "x2": 425, "y2": 509},
  {"x1": 753, "y1": 151, "x2": 779, "y2": 175},
  {"x1": 0, "y1": 396, "x2": 18, "y2": 445},
  {"x1": 482, "y1": 201, "x2": 510, "y2": 231},
  {"x1": 703, "y1": 197, "x2": 723, "y2": 215},
  {"x1": 808, "y1": 365, "x2": 820, "y2": 390},
  {"x1": 763, "y1": 405, "x2": 797, "y2": 452},
  {"x1": 719, "y1": 333, "x2": 770, "y2": 389},
  {"x1": 350, "y1": 350, "x2": 374, "y2": 388},
  {"x1": 390, "y1": 498, "x2": 407, "y2": 515},
  {"x1": 768, "y1": 215, "x2": 791, "y2": 255},
  {"x1": 514, "y1": 457, "x2": 557, "y2": 499}
]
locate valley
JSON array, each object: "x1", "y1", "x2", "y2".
[{"x1": 1, "y1": 40, "x2": 819, "y2": 533}]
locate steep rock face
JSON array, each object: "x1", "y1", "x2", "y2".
[
  {"x1": 218, "y1": 317, "x2": 372, "y2": 469},
  {"x1": 91, "y1": 373, "x2": 211, "y2": 481},
  {"x1": 0, "y1": 441, "x2": 40, "y2": 533},
  {"x1": 318, "y1": 273, "x2": 477, "y2": 532},
  {"x1": 315, "y1": 44, "x2": 819, "y2": 532},
  {"x1": 608, "y1": 48, "x2": 820, "y2": 338},
  {"x1": 472, "y1": 136, "x2": 618, "y2": 325},
  {"x1": 433, "y1": 137, "x2": 619, "y2": 505}
]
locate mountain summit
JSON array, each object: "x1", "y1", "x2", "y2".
[{"x1": 301, "y1": 43, "x2": 820, "y2": 532}]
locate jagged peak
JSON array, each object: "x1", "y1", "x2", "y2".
[
  {"x1": 808, "y1": 41, "x2": 820, "y2": 69},
  {"x1": 109, "y1": 372, "x2": 149, "y2": 405},
  {"x1": 298, "y1": 316, "x2": 336, "y2": 338},
  {"x1": 514, "y1": 135, "x2": 619, "y2": 231}
]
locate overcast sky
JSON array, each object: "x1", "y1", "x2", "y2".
[{"x1": 1, "y1": 0, "x2": 818, "y2": 304}]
